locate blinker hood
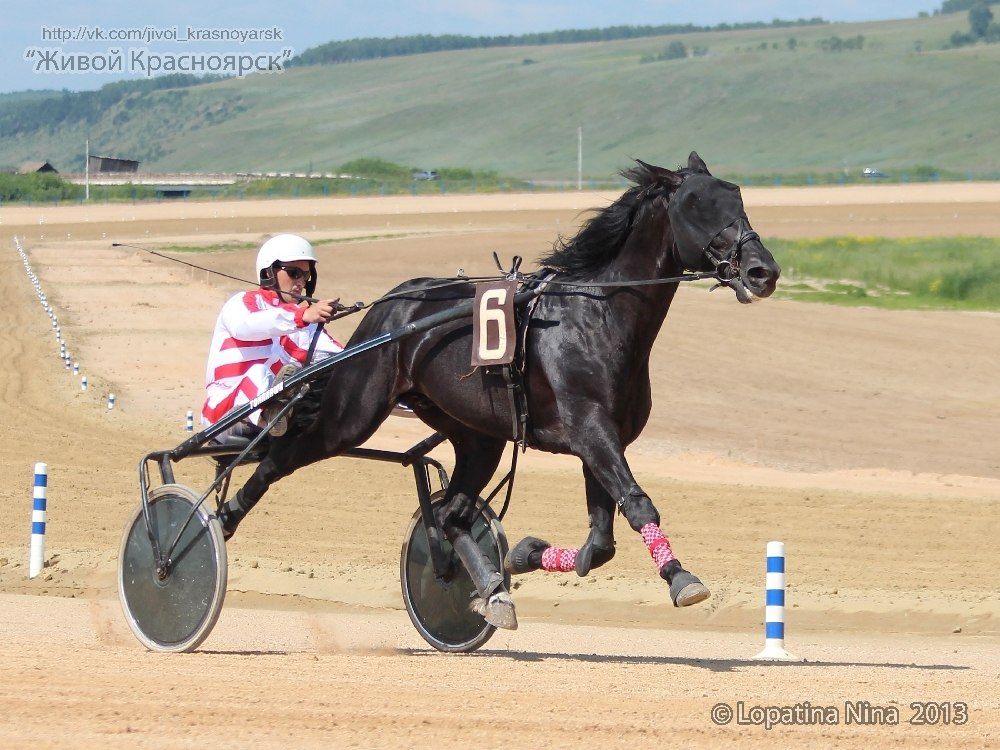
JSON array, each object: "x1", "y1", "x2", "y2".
[{"x1": 667, "y1": 174, "x2": 746, "y2": 256}]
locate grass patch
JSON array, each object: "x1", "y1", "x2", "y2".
[{"x1": 769, "y1": 236, "x2": 1000, "y2": 311}]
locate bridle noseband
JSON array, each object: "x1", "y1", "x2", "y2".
[{"x1": 703, "y1": 217, "x2": 759, "y2": 284}]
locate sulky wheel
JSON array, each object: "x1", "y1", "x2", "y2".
[
  {"x1": 400, "y1": 491, "x2": 509, "y2": 653},
  {"x1": 118, "y1": 484, "x2": 227, "y2": 652}
]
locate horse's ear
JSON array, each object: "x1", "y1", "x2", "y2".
[
  {"x1": 687, "y1": 151, "x2": 711, "y2": 175},
  {"x1": 635, "y1": 158, "x2": 684, "y2": 189}
]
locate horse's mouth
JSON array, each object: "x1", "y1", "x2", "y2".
[
  {"x1": 733, "y1": 262, "x2": 779, "y2": 303},
  {"x1": 724, "y1": 276, "x2": 756, "y2": 304}
]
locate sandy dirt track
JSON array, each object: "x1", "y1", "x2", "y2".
[
  {"x1": 2, "y1": 593, "x2": 996, "y2": 749},
  {"x1": 0, "y1": 186, "x2": 998, "y2": 747}
]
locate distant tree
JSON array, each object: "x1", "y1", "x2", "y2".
[
  {"x1": 819, "y1": 34, "x2": 864, "y2": 51},
  {"x1": 950, "y1": 30, "x2": 976, "y2": 45},
  {"x1": 940, "y1": 0, "x2": 999, "y2": 13},
  {"x1": 970, "y1": 2, "x2": 995, "y2": 36},
  {"x1": 915, "y1": 39, "x2": 924, "y2": 52},
  {"x1": 787, "y1": 36, "x2": 798, "y2": 50},
  {"x1": 663, "y1": 40, "x2": 688, "y2": 59},
  {"x1": 289, "y1": 17, "x2": 830, "y2": 68}
]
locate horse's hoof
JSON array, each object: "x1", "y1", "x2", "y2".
[
  {"x1": 673, "y1": 581, "x2": 710, "y2": 607},
  {"x1": 575, "y1": 540, "x2": 615, "y2": 577},
  {"x1": 471, "y1": 592, "x2": 518, "y2": 630},
  {"x1": 659, "y1": 560, "x2": 710, "y2": 607},
  {"x1": 670, "y1": 572, "x2": 711, "y2": 607},
  {"x1": 504, "y1": 536, "x2": 550, "y2": 575}
]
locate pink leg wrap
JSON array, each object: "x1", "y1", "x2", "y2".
[
  {"x1": 541, "y1": 546, "x2": 578, "y2": 573},
  {"x1": 641, "y1": 523, "x2": 677, "y2": 570}
]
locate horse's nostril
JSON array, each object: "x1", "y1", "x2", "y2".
[{"x1": 747, "y1": 265, "x2": 772, "y2": 283}]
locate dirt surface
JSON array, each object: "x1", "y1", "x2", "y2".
[{"x1": 0, "y1": 186, "x2": 998, "y2": 748}]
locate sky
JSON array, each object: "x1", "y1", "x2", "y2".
[{"x1": 2, "y1": 1, "x2": 941, "y2": 93}]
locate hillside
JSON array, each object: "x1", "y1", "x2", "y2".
[{"x1": 2, "y1": 13, "x2": 998, "y2": 179}]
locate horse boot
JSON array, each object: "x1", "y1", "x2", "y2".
[
  {"x1": 659, "y1": 559, "x2": 711, "y2": 607},
  {"x1": 216, "y1": 489, "x2": 253, "y2": 542},
  {"x1": 503, "y1": 536, "x2": 551, "y2": 575},
  {"x1": 575, "y1": 525, "x2": 616, "y2": 577},
  {"x1": 452, "y1": 533, "x2": 518, "y2": 630}
]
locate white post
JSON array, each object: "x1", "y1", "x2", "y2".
[
  {"x1": 577, "y1": 125, "x2": 583, "y2": 191},
  {"x1": 107, "y1": 393, "x2": 116, "y2": 410},
  {"x1": 85, "y1": 138, "x2": 90, "y2": 202},
  {"x1": 81, "y1": 376, "x2": 88, "y2": 391},
  {"x1": 29, "y1": 463, "x2": 47, "y2": 578},
  {"x1": 753, "y1": 541, "x2": 802, "y2": 661}
]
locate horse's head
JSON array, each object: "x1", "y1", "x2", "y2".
[{"x1": 641, "y1": 152, "x2": 780, "y2": 303}]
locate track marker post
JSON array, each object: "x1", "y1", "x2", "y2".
[
  {"x1": 753, "y1": 541, "x2": 802, "y2": 661},
  {"x1": 29, "y1": 463, "x2": 47, "y2": 579}
]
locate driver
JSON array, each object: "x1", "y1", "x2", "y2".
[{"x1": 202, "y1": 234, "x2": 343, "y2": 440}]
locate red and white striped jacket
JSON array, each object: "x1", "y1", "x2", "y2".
[{"x1": 203, "y1": 289, "x2": 343, "y2": 426}]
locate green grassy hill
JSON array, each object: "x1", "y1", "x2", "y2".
[{"x1": 3, "y1": 13, "x2": 998, "y2": 179}]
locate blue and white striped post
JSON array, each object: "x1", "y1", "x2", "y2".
[
  {"x1": 107, "y1": 393, "x2": 116, "y2": 410},
  {"x1": 29, "y1": 463, "x2": 47, "y2": 579},
  {"x1": 185, "y1": 409, "x2": 194, "y2": 432},
  {"x1": 753, "y1": 541, "x2": 801, "y2": 661},
  {"x1": 72, "y1": 362, "x2": 79, "y2": 376},
  {"x1": 80, "y1": 376, "x2": 88, "y2": 391}
]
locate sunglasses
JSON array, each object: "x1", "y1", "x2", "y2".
[{"x1": 277, "y1": 265, "x2": 310, "y2": 281}]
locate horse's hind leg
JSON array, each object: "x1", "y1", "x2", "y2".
[
  {"x1": 505, "y1": 464, "x2": 616, "y2": 577},
  {"x1": 219, "y1": 353, "x2": 398, "y2": 539},
  {"x1": 433, "y1": 430, "x2": 516, "y2": 629}
]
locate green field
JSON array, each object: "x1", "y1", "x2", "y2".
[
  {"x1": 770, "y1": 236, "x2": 1000, "y2": 311},
  {"x1": 2, "y1": 13, "x2": 999, "y2": 179}
]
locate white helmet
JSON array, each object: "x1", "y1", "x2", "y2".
[{"x1": 255, "y1": 234, "x2": 318, "y2": 296}]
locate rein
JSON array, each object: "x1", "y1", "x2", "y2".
[{"x1": 112, "y1": 214, "x2": 749, "y2": 320}]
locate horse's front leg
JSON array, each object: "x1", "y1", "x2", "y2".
[
  {"x1": 504, "y1": 465, "x2": 617, "y2": 577},
  {"x1": 574, "y1": 420, "x2": 710, "y2": 607}
]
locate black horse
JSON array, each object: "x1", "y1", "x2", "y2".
[{"x1": 219, "y1": 152, "x2": 780, "y2": 629}]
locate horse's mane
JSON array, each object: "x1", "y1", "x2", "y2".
[{"x1": 539, "y1": 161, "x2": 691, "y2": 276}]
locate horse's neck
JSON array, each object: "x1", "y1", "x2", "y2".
[{"x1": 597, "y1": 205, "x2": 680, "y2": 352}]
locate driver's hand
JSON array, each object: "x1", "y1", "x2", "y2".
[{"x1": 301, "y1": 298, "x2": 339, "y2": 325}]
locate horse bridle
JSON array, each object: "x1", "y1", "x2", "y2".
[{"x1": 702, "y1": 216, "x2": 760, "y2": 284}]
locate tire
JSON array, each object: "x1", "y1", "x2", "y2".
[
  {"x1": 118, "y1": 484, "x2": 227, "y2": 653},
  {"x1": 400, "y1": 491, "x2": 509, "y2": 653}
]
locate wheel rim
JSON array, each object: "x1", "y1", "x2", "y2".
[
  {"x1": 119, "y1": 485, "x2": 226, "y2": 651},
  {"x1": 401, "y1": 496, "x2": 507, "y2": 651}
]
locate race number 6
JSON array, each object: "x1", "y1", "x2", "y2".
[
  {"x1": 479, "y1": 288, "x2": 507, "y2": 359},
  {"x1": 472, "y1": 280, "x2": 517, "y2": 366}
]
